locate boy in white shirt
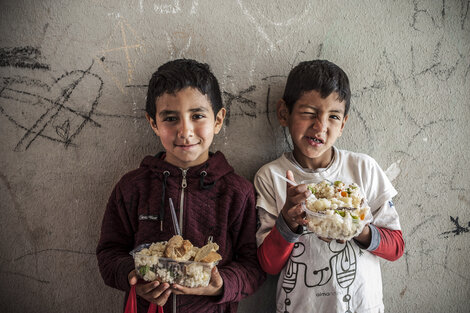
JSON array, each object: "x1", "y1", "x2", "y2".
[{"x1": 255, "y1": 60, "x2": 404, "y2": 313}]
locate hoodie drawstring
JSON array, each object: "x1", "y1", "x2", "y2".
[
  {"x1": 160, "y1": 171, "x2": 170, "y2": 231},
  {"x1": 199, "y1": 171, "x2": 216, "y2": 190}
]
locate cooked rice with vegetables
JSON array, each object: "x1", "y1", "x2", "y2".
[{"x1": 303, "y1": 180, "x2": 370, "y2": 240}]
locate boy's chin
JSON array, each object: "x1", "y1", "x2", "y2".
[
  {"x1": 294, "y1": 146, "x2": 332, "y2": 165},
  {"x1": 296, "y1": 146, "x2": 327, "y2": 157}
]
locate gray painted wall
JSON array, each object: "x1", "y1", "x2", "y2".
[{"x1": 1, "y1": 0, "x2": 469, "y2": 312}]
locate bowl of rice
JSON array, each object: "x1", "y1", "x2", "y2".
[
  {"x1": 130, "y1": 235, "x2": 221, "y2": 288},
  {"x1": 302, "y1": 180, "x2": 371, "y2": 241}
]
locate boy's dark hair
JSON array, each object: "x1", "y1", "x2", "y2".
[
  {"x1": 283, "y1": 60, "x2": 351, "y2": 115},
  {"x1": 146, "y1": 59, "x2": 223, "y2": 120}
]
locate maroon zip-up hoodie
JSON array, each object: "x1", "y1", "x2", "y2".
[{"x1": 96, "y1": 151, "x2": 266, "y2": 313}]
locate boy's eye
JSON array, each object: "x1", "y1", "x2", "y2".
[
  {"x1": 330, "y1": 115, "x2": 341, "y2": 120},
  {"x1": 192, "y1": 114, "x2": 205, "y2": 120},
  {"x1": 163, "y1": 116, "x2": 178, "y2": 122},
  {"x1": 302, "y1": 112, "x2": 317, "y2": 117}
]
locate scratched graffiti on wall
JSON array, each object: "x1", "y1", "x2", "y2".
[
  {"x1": 237, "y1": 0, "x2": 313, "y2": 51},
  {"x1": 96, "y1": 16, "x2": 145, "y2": 95},
  {"x1": 0, "y1": 51, "x2": 103, "y2": 151},
  {"x1": 440, "y1": 216, "x2": 470, "y2": 238},
  {"x1": 0, "y1": 46, "x2": 50, "y2": 70}
]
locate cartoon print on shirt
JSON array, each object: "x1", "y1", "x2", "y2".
[
  {"x1": 282, "y1": 241, "x2": 330, "y2": 312},
  {"x1": 281, "y1": 232, "x2": 358, "y2": 313},
  {"x1": 329, "y1": 240, "x2": 357, "y2": 313},
  {"x1": 281, "y1": 242, "x2": 304, "y2": 311}
]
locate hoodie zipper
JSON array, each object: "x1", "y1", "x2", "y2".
[
  {"x1": 173, "y1": 168, "x2": 188, "y2": 313},
  {"x1": 179, "y1": 168, "x2": 187, "y2": 236}
]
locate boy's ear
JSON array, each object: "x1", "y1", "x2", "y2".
[
  {"x1": 214, "y1": 108, "x2": 226, "y2": 134},
  {"x1": 339, "y1": 114, "x2": 349, "y2": 135},
  {"x1": 277, "y1": 99, "x2": 289, "y2": 127},
  {"x1": 145, "y1": 113, "x2": 160, "y2": 136}
]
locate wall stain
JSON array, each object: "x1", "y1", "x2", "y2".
[
  {"x1": 400, "y1": 286, "x2": 407, "y2": 297},
  {"x1": 460, "y1": 0, "x2": 470, "y2": 30},
  {"x1": 458, "y1": 195, "x2": 470, "y2": 205}
]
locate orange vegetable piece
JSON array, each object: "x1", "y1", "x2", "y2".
[{"x1": 341, "y1": 191, "x2": 348, "y2": 197}]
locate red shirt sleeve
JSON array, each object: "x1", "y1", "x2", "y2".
[
  {"x1": 370, "y1": 226, "x2": 404, "y2": 261},
  {"x1": 257, "y1": 226, "x2": 295, "y2": 275}
]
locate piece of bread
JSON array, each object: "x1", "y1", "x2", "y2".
[
  {"x1": 164, "y1": 235, "x2": 183, "y2": 258},
  {"x1": 198, "y1": 251, "x2": 222, "y2": 263},
  {"x1": 164, "y1": 235, "x2": 193, "y2": 260},
  {"x1": 194, "y1": 242, "x2": 221, "y2": 263}
]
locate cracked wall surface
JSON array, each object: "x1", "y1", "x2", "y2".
[{"x1": 1, "y1": 0, "x2": 469, "y2": 312}]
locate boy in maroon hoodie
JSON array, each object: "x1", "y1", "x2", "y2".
[{"x1": 96, "y1": 59, "x2": 265, "y2": 313}]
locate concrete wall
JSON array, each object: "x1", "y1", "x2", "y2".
[{"x1": 1, "y1": 0, "x2": 469, "y2": 312}]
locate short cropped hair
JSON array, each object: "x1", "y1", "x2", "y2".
[
  {"x1": 146, "y1": 59, "x2": 223, "y2": 120},
  {"x1": 282, "y1": 60, "x2": 351, "y2": 116}
]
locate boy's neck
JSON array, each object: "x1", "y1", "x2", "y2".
[
  {"x1": 160, "y1": 151, "x2": 211, "y2": 170},
  {"x1": 292, "y1": 147, "x2": 334, "y2": 170}
]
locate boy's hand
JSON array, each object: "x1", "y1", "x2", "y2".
[
  {"x1": 354, "y1": 224, "x2": 371, "y2": 246},
  {"x1": 318, "y1": 224, "x2": 371, "y2": 245},
  {"x1": 317, "y1": 237, "x2": 346, "y2": 244},
  {"x1": 171, "y1": 266, "x2": 223, "y2": 296},
  {"x1": 281, "y1": 170, "x2": 310, "y2": 232},
  {"x1": 128, "y1": 270, "x2": 172, "y2": 306}
]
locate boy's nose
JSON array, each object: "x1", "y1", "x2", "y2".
[
  {"x1": 178, "y1": 120, "x2": 193, "y2": 138},
  {"x1": 312, "y1": 118, "x2": 327, "y2": 132}
]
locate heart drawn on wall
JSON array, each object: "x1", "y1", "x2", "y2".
[{"x1": 0, "y1": 62, "x2": 104, "y2": 151}]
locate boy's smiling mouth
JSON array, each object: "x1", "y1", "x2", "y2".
[
  {"x1": 306, "y1": 136, "x2": 324, "y2": 145},
  {"x1": 175, "y1": 142, "x2": 200, "y2": 149}
]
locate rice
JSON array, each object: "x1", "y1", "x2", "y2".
[
  {"x1": 135, "y1": 257, "x2": 213, "y2": 287},
  {"x1": 303, "y1": 180, "x2": 370, "y2": 240}
]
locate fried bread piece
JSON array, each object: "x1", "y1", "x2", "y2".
[
  {"x1": 194, "y1": 242, "x2": 221, "y2": 263},
  {"x1": 198, "y1": 251, "x2": 222, "y2": 263},
  {"x1": 164, "y1": 235, "x2": 194, "y2": 261}
]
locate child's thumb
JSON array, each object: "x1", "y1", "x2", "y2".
[
  {"x1": 286, "y1": 170, "x2": 296, "y2": 185},
  {"x1": 211, "y1": 266, "x2": 223, "y2": 287},
  {"x1": 128, "y1": 270, "x2": 138, "y2": 286}
]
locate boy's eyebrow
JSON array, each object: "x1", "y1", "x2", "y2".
[
  {"x1": 298, "y1": 104, "x2": 344, "y2": 114},
  {"x1": 189, "y1": 107, "x2": 210, "y2": 113},
  {"x1": 158, "y1": 107, "x2": 210, "y2": 117},
  {"x1": 159, "y1": 110, "x2": 177, "y2": 117}
]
